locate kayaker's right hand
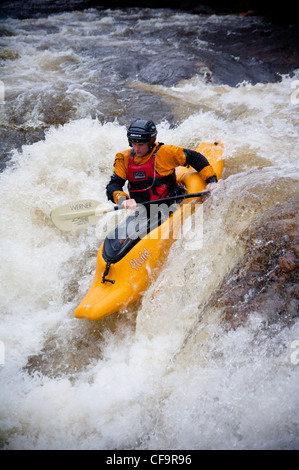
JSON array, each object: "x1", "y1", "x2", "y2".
[{"x1": 122, "y1": 198, "x2": 137, "y2": 210}]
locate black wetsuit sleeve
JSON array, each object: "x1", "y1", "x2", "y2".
[
  {"x1": 184, "y1": 149, "x2": 218, "y2": 183},
  {"x1": 205, "y1": 175, "x2": 218, "y2": 184},
  {"x1": 106, "y1": 172, "x2": 127, "y2": 202}
]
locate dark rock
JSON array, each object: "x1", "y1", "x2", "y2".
[{"x1": 211, "y1": 194, "x2": 299, "y2": 329}]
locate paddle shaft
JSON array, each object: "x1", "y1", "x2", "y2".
[
  {"x1": 56, "y1": 192, "x2": 209, "y2": 220},
  {"x1": 119, "y1": 191, "x2": 209, "y2": 210},
  {"x1": 51, "y1": 191, "x2": 209, "y2": 231}
]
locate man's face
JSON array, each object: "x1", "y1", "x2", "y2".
[{"x1": 132, "y1": 142, "x2": 150, "y2": 157}]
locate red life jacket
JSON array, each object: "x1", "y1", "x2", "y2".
[{"x1": 127, "y1": 143, "x2": 176, "y2": 203}]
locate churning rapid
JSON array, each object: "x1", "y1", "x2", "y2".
[{"x1": 0, "y1": 7, "x2": 298, "y2": 450}]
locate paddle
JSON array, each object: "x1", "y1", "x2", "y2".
[{"x1": 50, "y1": 191, "x2": 209, "y2": 232}]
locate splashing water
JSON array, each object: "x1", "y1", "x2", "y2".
[{"x1": 0, "y1": 7, "x2": 298, "y2": 450}]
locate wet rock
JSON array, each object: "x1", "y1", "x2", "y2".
[
  {"x1": 193, "y1": 4, "x2": 215, "y2": 15},
  {"x1": 212, "y1": 194, "x2": 299, "y2": 329}
]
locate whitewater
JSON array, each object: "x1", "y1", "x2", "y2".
[{"x1": 0, "y1": 7, "x2": 298, "y2": 449}]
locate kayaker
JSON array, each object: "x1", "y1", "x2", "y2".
[{"x1": 106, "y1": 119, "x2": 219, "y2": 210}]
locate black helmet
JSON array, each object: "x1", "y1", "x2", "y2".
[{"x1": 127, "y1": 119, "x2": 157, "y2": 148}]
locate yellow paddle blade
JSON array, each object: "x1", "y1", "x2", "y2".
[{"x1": 50, "y1": 199, "x2": 115, "y2": 232}]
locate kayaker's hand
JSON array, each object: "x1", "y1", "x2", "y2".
[
  {"x1": 206, "y1": 182, "x2": 219, "y2": 191},
  {"x1": 122, "y1": 198, "x2": 137, "y2": 210}
]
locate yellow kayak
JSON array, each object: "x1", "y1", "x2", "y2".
[{"x1": 75, "y1": 141, "x2": 224, "y2": 320}]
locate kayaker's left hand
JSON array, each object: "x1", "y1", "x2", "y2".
[{"x1": 122, "y1": 198, "x2": 137, "y2": 210}]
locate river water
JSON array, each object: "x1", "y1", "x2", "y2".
[{"x1": 0, "y1": 6, "x2": 298, "y2": 450}]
